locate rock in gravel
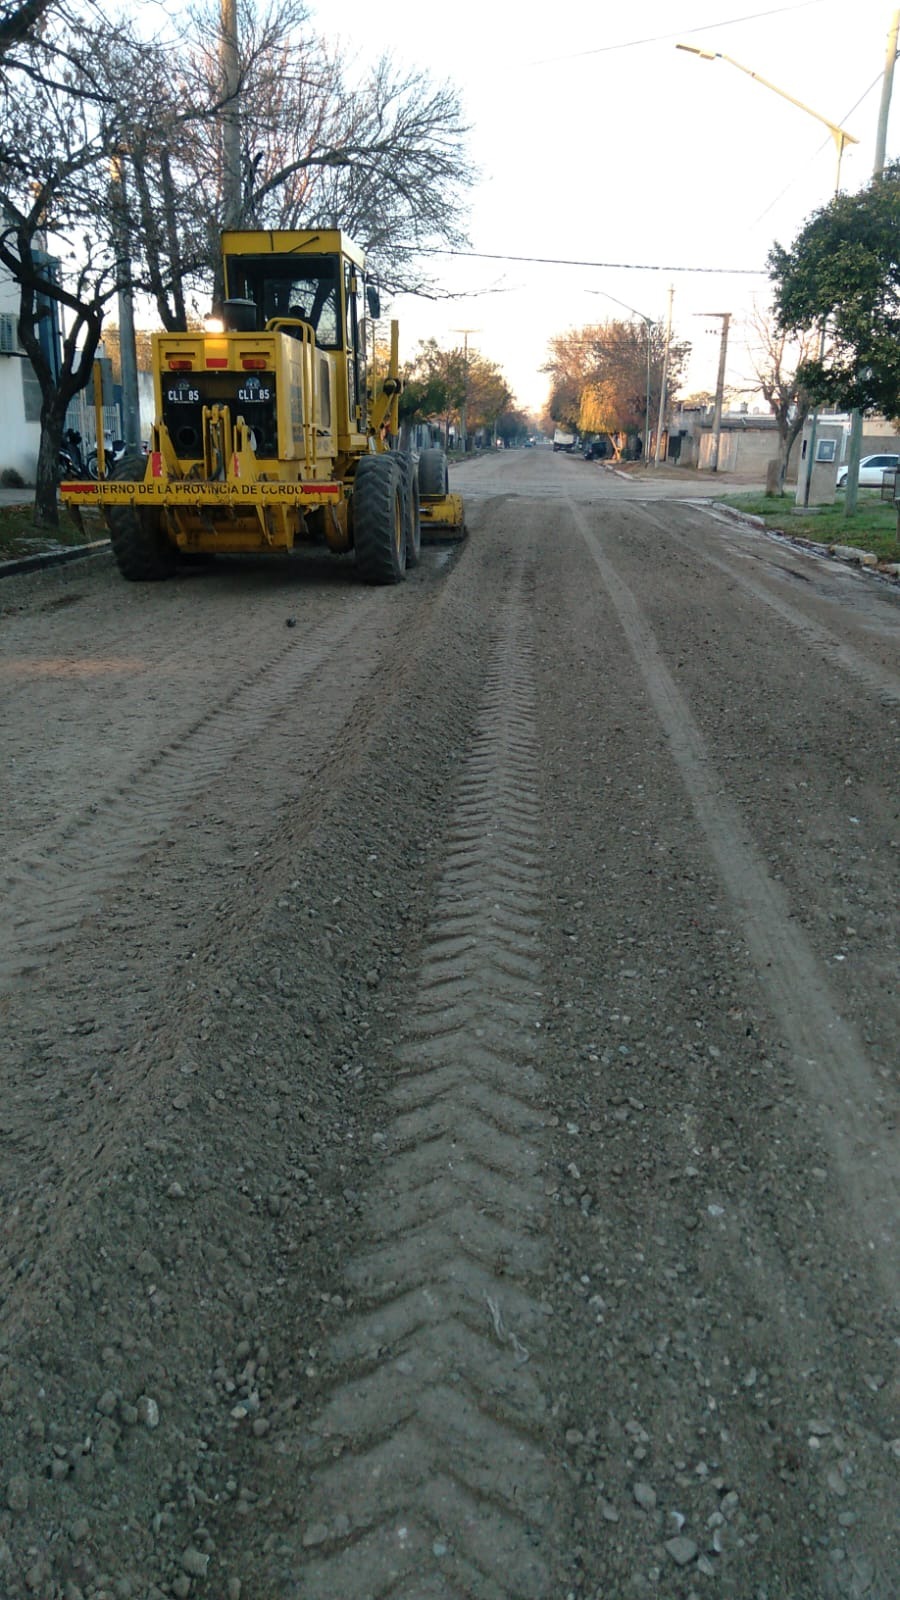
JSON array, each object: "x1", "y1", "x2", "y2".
[
  {"x1": 633, "y1": 1481, "x2": 657, "y2": 1510},
  {"x1": 302, "y1": 1522, "x2": 329, "y2": 1547},
  {"x1": 6, "y1": 1474, "x2": 29, "y2": 1512},
  {"x1": 182, "y1": 1545, "x2": 210, "y2": 1576},
  {"x1": 136, "y1": 1395, "x2": 160, "y2": 1428},
  {"x1": 665, "y1": 1535, "x2": 698, "y2": 1566}
]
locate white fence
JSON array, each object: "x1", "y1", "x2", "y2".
[{"x1": 64, "y1": 393, "x2": 122, "y2": 449}]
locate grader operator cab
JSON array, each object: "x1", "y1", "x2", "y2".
[{"x1": 61, "y1": 229, "x2": 464, "y2": 581}]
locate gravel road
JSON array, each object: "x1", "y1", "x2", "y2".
[{"x1": 0, "y1": 448, "x2": 897, "y2": 1600}]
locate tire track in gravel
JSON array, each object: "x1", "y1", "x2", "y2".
[
  {"x1": 293, "y1": 584, "x2": 561, "y2": 1600},
  {"x1": 0, "y1": 601, "x2": 382, "y2": 985},
  {"x1": 568, "y1": 495, "x2": 899, "y2": 1300},
  {"x1": 637, "y1": 498, "x2": 900, "y2": 706}
]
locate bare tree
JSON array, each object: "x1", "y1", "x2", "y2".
[
  {"x1": 745, "y1": 305, "x2": 817, "y2": 492},
  {"x1": 106, "y1": 0, "x2": 474, "y2": 325},
  {"x1": 181, "y1": 0, "x2": 473, "y2": 300},
  {"x1": 0, "y1": 9, "x2": 140, "y2": 522}
]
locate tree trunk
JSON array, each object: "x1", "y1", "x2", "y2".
[
  {"x1": 161, "y1": 151, "x2": 187, "y2": 331},
  {"x1": 34, "y1": 405, "x2": 65, "y2": 527}
]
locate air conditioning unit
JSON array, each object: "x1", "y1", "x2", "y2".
[{"x1": 0, "y1": 313, "x2": 18, "y2": 354}]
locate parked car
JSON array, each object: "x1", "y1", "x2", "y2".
[{"x1": 836, "y1": 452, "x2": 900, "y2": 488}]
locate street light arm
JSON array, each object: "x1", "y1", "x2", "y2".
[
  {"x1": 586, "y1": 288, "x2": 653, "y2": 326},
  {"x1": 675, "y1": 42, "x2": 858, "y2": 155}
]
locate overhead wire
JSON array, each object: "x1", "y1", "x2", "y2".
[
  {"x1": 533, "y1": 0, "x2": 828, "y2": 68},
  {"x1": 398, "y1": 247, "x2": 767, "y2": 277}
]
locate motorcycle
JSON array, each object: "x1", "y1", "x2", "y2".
[
  {"x1": 87, "y1": 434, "x2": 128, "y2": 479},
  {"x1": 57, "y1": 428, "x2": 91, "y2": 480}
]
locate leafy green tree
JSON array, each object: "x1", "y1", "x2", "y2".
[
  {"x1": 399, "y1": 338, "x2": 513, "y2": 444},
  {"x1": 466, "y1": 353, "x2": 512, "y2": 434},
  {"x1": 400, "y1": 337, "x2": 466, "y2": 434},
  {"x1": 495, "y1": 408, "x2": 531, "y2": 446},
  {"x1": 769, "y1": 163, "x2": 900, "y2": 416}
]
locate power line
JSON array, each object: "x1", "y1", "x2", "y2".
[
  {"x1": 533, "y1": 0, "x2": 827, "y2": 68},
  {"x1": 399, "y1": 246, "x2": 766, "y2": 277}
]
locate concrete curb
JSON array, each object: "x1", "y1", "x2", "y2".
[
  {"x1": 0, "y1": 538, "x2": 110, "y2": 580},
  {"x1": 707, "y1": 501, "x2": 900, "y2": 584}
]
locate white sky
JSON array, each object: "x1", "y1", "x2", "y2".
[{"x1": 308, "y1": 0, "x2": 899, "y2": 418}]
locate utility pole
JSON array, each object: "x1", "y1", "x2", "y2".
[
  {"x1": 874, "y1": 9, "x2": 899, "y2": 178},
  {"x1": 676, "y1": 41, "x2": 860, "y2": 506},
  {"x1": 653, "y1": 286, "x2": 674, "y2": 467},
  {"x1": 699, "y1": 312, "x2": 731, "y2": 471},
  {"x1": 110, "y1": 155, "x2": 141, "y2": 450},
  {"x1": 220, "y1": 0, "x2": 242, "y2": 230},
  {"x1": 846, "y1": 13, "x2": 898, "y2": 515},
  {"x1": 451, "y1": 328, "x2": 479, "y2": 453}
]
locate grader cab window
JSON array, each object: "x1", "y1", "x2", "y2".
[{"x1": 225, "y1": 255, "x2": 342, "y2": 348}]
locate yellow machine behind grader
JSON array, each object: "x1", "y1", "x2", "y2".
[{"x1": 61, "y1": 229, "x2": 464, "y2": 582}]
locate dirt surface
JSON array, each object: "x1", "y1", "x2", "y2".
[{"x1": 0, "y1": 448, "x2": 897, "y2": 1600}]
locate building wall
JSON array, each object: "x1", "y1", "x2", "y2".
[
  {"x1": 0, "y1": 273, "x2": 42, "y2": 484},
  {"x1": 697, "y1": 425, "x2": 782, "y2": 476}
]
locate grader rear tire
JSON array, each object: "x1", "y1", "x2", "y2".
[
  {"x1": 397, "y1": 451, "x2": 421, "y2": 568},
  {"x1": 105, "y1": 455, "x2": 176, "y2": 581},
  {"x1": 353, "y1": 454, "x2": 407, "y2": 584}
]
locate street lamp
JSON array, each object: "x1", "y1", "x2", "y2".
[
  {"x1": 677, "y1": 43, "x2": 859, "y2": 503},
  {"x1": 675, "y1": 45, "x2": 858, "y2": 191},
  {"x1": 451, "y1": 328, "x2": 480, "y2": 452},
  {"x1": 586, "y1": 288, "x2": 654, "y2": 463}
]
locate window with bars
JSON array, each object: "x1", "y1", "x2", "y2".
[{"x1": 0, "y1": 313, "x2": 19, "y2": 354}]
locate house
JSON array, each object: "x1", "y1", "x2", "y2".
[
  {"x1": 669, "y1": 403, "x2": 900, "y2": 480},
  {"x1": 0, "y1": 265, "x2": 49, "y2": 484},
  {"x1": 668, "y1": 405, "x2": 787, "y2": 476}
]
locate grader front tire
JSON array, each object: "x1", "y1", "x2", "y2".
[
  {"x1": 353, "y1": 455, "x2": 407, "y2": 584},
  {"x1": 397, "y1": 451, "x2": 421, "y2": 568},
  {"x1": 106, "y1": 456, "x2": 176, "y2": 582},
  {"x1": 418, "y1": 447, "x2": 449, "y2": 498}
]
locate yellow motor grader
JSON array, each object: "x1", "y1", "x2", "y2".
[{"x1": 61, "y1": 229, "x2": 464, "y2": 582}]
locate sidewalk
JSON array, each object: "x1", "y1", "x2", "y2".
[{"x1": 609, "y1": 461, "x2": 770, "y2": 491}]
